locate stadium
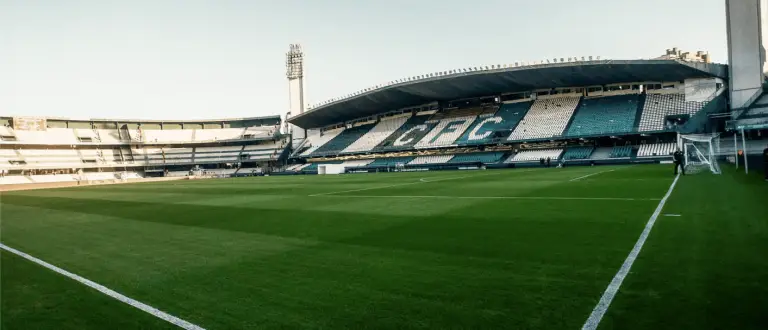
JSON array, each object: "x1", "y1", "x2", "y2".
[{"x1": 2, "y1": 1, "x2": 768, "y2": 330}]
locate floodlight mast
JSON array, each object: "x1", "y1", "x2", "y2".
[{"x1": 286, "y1": 44, "x2": 306, "y2": 143}]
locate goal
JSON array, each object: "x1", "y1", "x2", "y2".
[{"x1": 678, "y1": 134, "x2": 721, "y2": 174}]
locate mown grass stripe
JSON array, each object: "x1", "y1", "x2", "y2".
[{"x1": 0, "y1": 243, "x2": 206, "y2": 330}]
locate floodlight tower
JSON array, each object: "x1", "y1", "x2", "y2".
[{"x1": 286, "y1": 44, "x2": 306, "y2": 144}]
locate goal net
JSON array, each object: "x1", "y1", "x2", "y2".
[{"x1": 678, "y1": 134, "x2": 721, "y2": 174}]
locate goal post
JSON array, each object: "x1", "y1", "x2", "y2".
[{"x1": 678, "y1": 134, "x2": 722, "y2": 174}]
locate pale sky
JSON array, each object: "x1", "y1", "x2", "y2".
[{"x1": 1, "y1": 0, "x2": 727, "y2": 121}]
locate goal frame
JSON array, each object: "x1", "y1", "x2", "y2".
[{"x1": 677, "y1": 133, "x2": 721, "y2": 175}]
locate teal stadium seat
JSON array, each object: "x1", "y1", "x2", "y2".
[
  {"x1": 367, "y1": 156, "x2": 415, "y2": 167},
  {"x1": 447, "y1": 152, "x2": 505, "y2": 164},
  {"x1": 566, "y1": 95, "x2": 640, "y2": 137},
  {"x1": 609, "y1": 145, "x2": 633, "y2": 158},
  {"x1": 562, "y1": 146, "x2": 594, "y2": 160},
  {"x1": 312, "y1": 124, "x2": 375, "y2": 156},
  {"x1": 456, "y1": 102, "x2": 532, "y2": 145}
]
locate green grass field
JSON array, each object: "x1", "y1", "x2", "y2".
[{"x1": 1, "y1": 165, "x2": 767, "y2": 329}]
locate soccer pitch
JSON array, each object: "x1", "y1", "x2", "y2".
[{"x1": 1, "y1": 165, "x2": 767, "y2": 329}]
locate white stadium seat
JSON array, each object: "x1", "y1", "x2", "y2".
[
  {"x1": 508, "y1": 97, "x2": 580, "y2": 140},
  {"x1": 408, "y1": 155, "x2": 454, "y2": 165},
  {"x1": 505, "y1": 148, "x2": 564, "y2": 163},
  {"x1": 638, "y1": 94, "x2": 706, "y2": 132},
  {"x1": 637, "y1": 143, "x2": 675, "y2": 157},
  {"x1": 343, "y1": 115, "x2": 410, "y2": 153},
  {"x1": 300, "y1": 128, "x2": 345, "y2": 156},
  {"x1": 414, "y1": 116, "x2": 476, "y2": 148}
]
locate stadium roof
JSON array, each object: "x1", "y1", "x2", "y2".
[
  {"x1": 288, "y1": 60, "x2": 728, "y2": 129},
  {"x1": 1, "y1": 115, "x2": 281, "y2": 125}
]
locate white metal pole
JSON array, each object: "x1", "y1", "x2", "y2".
[
  {"x1": 733, "y1": 133, "x2": 739, "y2": 169},
  {"x1": 741, "y1": 129, "x2": 749, "y2": 174}
]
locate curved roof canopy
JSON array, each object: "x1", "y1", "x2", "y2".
[{"x1": 289, "y1": 60, "x2": 727, "y2": 129}]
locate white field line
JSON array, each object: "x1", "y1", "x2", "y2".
[
  {"x1": 570, "y1": 169, "x2": 616, "y2": 182},
  {"x1": 312, "y1": 195, "x2": 660, "y2": 201},
  {"x1": 308, "y1": 171, "x2": 526, "y2": 197},
  {"x1": 0, "y1": 243, "x2": 206, "y2": 330},
  {"x1": 581, "y1": 173, "x2": 681, "y2": 330}
]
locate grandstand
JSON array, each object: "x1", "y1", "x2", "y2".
[
  {"x1": 282, "y1": 60, "x2": 732, "y2": 174},
  {"x1": 0, "y1": 115, "x2": 287, "y2": 187}
]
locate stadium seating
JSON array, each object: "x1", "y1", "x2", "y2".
[
  {"x1": 145, "y1": 148, "x2": 166, "y2": 165},
  {"x1": 508, "y1": 97, "x2": 581, "y2": 140},
  {"x1": 414, "y1": 116, "x2": 475, "y2": 148},
  {"x1": 243, "y1": 142, "x2": 283, "y2": 161},
  {"x1": 163, "y1": 148, "x2": 195, "y2": 164},
  {"x1": 505, "y1": 149, "x2": 564, "y2": 162},
  {"x1": 300, "y1": 129, "x2": 345, "y2": 156},
  {"x1": 343, "y1": 115, "x2": 410, "y2": 153},
  {"x1": 340, "y1": 159, "x2": 375, "y2": 167},
  {"x1": 638, "y1": 94, "x2": 707, "y2": 132},
  {"x1": 562, "y1": 146, "x2": 594, "y2": 160},
  {"x1": 408, "y1": 155, "x2": 454, "y2": 165},
  {"x1": 456, "y1": 102, "x2": 532, "y2": 145},
  {"x1": 566, "y1": 95, "x2": 640, "y2": 136},
  {"x1": 286, "y1": 163, "x2": 313, "y2": 172},
  {"x1": 0, "y1": 125, "x2": 278, "y2": 146},
  {"x1": 637, "y1": 143, "x2": 675, "y2": 157},
  {"x1": 0, "y1": 137, "x2": 285, "y2": 171},
  {"x1": 609, "y1": 145, "x2": 633, "y2": 158},
  {"x1": 448, "y1": 152, "x2": 505, "y2": 164},
  {"x1": 312, "y1": 123, "x2": 375, "y2": 155},
  {"x1": 18, "y1": 149, "x2": 83, "y2": 168},
  {"x1": 195, "y1": 146, "x2": 242, "y2": 163},
  {"x1": 589, "y1": 147, "x2": 613, "y2": 160},
  {"x1": 367, "y1": 156, "x2": 415, "y2": 167},
  {"x1": 374, "y1": 115, "x2": 434, "y2": 151}
]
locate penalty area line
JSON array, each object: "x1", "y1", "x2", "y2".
[
  {"x1": 0, "y1": 243, "x2": 206, "y2": 330},
  {"x1": 580, "y1": 173, "x2": 681, "y2": 330}
]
